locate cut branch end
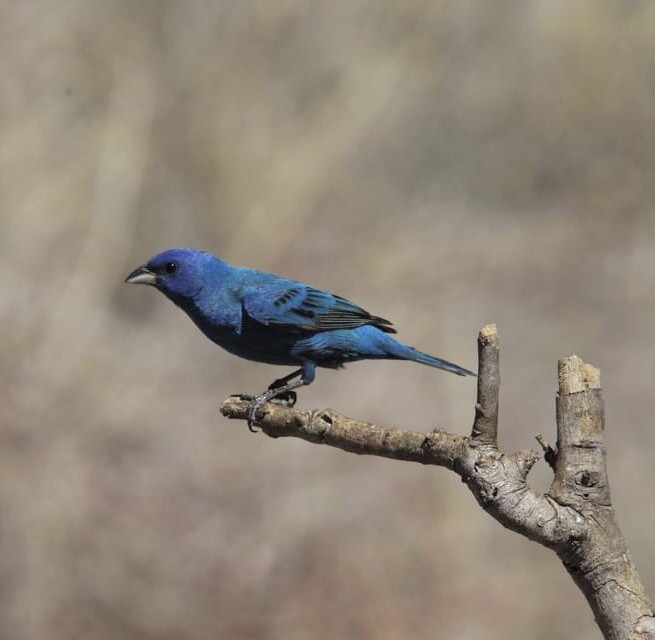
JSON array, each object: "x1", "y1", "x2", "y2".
[
  {"x1": 558, "y1": 355, "x2": 601, "y2": 395},
  {"x1": 479, "y1": 323, "x2": 499, "y2": 346}
]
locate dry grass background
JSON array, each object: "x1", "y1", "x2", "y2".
[{"x1": 0, "y1": 1, "x2": 653, "y2": 639}]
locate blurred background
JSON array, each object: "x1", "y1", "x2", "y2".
[{"x1": 0, "y1": 1, "x2": 653, "y2": 639}]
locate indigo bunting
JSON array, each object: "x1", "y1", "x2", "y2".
[{"x1": 126, "y1": 248, "x2": 474, "y2": 426}]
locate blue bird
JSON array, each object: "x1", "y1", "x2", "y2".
[{"x1": 125, "y1": 248, "x2": 475, "y2": 427}]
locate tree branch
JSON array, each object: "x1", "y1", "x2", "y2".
[
  {"x1": 551, "y1": 356, "x2": 654, "y2": 640},
  {"x1": 471, "y1": 322, "x2": 499, "y2": 444},
  {"x1": 220, "y1": 326, "x2": 654, "y2": 640}
]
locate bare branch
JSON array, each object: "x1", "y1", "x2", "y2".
[
  {"x1": 471, "y1": 323, "x2": 500, "y2": 444},
  {"x1": 222, "y1": 395, "x2": 583, "y2": 548},
  {"x1": 221, "y1": 398, "x2": 465, "y2": 468},
  {"x1": 549, "y1": 355, "x2": 654, "y2": 639},
  {"x1": 220, "y1": 330, "x2": 655, "y2": 640}
]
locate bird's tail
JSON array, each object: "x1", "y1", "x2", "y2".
[{"x1": 383, "y1": 335, "x2": 476, "y2": 377}]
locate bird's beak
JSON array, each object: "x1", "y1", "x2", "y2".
[{"x1": 124, "y1": 265, "x2": 157, "y2": 286}]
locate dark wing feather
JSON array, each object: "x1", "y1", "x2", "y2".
[{"x1": 242, "y1": 285, "x2": 396, "y2": 334}]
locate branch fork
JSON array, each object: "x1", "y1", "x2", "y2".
[{"x1": 221, "y1": 324, "x2": 654, "y2": 640}]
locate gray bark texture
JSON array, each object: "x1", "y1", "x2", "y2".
[{"x1": 221, "y1": 324, "x2": 655, "y2": 640}]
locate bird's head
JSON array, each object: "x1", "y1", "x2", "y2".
[{"x1": 125, "y1": 248, "x2": 217, "y2": 302}]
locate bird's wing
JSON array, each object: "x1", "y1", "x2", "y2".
[{"x1": 241, "y1": 284, "x2": 396, "y2": 334}]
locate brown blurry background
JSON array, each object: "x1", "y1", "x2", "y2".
[{"x1": 0, "y1": 2, "x2": 653, "y2": 639}]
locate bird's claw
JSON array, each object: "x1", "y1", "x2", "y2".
[
  {"x1": 246, "y1": 395, "x2": 266, "y2": 431},
  {"x1": 244, "y1": 389, "x2": 297, "y2": 431}
]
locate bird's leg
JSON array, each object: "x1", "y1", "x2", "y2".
[
  {"x1": 268, "y1": 390, "x2": 297, "y2": 407},
  {"x1": 267, "y1": 369, "x2": 303, "y2": 408},
  {"x1": 247, "y1": 362, "x2": 315, "y2": 430},
  {"x1": 235, "y1": 370, "x2": 300, "y2": 406}
]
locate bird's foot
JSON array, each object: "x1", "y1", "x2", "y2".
[
  {"x1": 245, "y1": 390, "x2": 297, "y2": 431},
  {"x1": 246, "y1": 395, "x2": 267, "y2": 431}
]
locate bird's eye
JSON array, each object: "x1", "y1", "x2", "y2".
[{"x1": 164, "y1": 262, "x2": 177, "y2": 275}]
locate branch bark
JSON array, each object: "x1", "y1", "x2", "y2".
[{"x1": 221, "y1": 325, "x2": 654, "y2": 640}]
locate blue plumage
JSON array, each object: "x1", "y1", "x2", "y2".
[{"x1": 125, "y1": 248, "x2": 474, "y2": 426}]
